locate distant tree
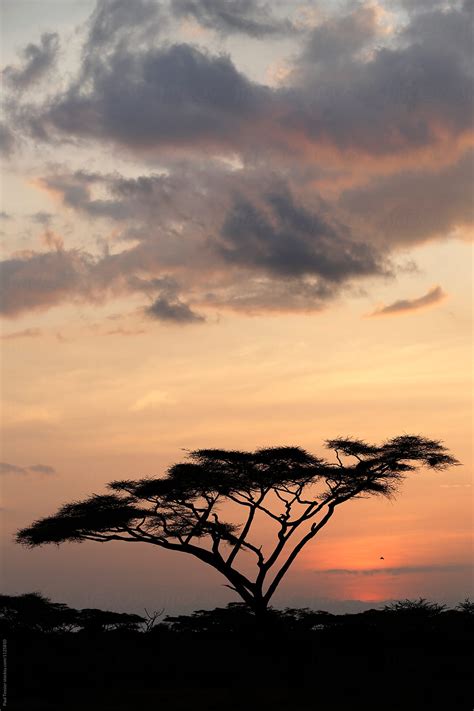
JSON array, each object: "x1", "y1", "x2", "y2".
[
  {"x1": 143, "y1": 607, "x2": 164, "y2": 632},
  {"x1": 161, "y1": 603, "x2": 333, "y2": 634},
  {"x1": 455, "y1": 598, "x2": 474, "y2": 614},
  {"x1": 0, "y1": 592, "x2": 146, "y2": 634},
  {"x1": 77, "y1": 608, "x2": 145, "y2": 633},
  {"x1": 17, "y1": 435, "x2": 458, "y2": 621},
  {"x1": 0, "y1": 592, "x2": 78, "y2": 634},
  {"x1": 383, "y1": 598, "x2": 447, "y2": 616},
  {"x1": 163, "y1": 602, "x2": 263, "y2": 635}
]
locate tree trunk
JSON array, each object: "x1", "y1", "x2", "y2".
[{"x1": 252, "y1": 597, "x2": 272, "y2": 641}]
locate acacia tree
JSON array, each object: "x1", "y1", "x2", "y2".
[{"x1": 17, "y1": 435, "x2": 458, "y2": 619}]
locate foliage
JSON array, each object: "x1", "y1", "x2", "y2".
[
  {"x1": 162, "y1": 603, "x2": 335, "y2": 634},
  {"x1": 455, "y1": 598, "x2": 474, "y2": 614},
  {"x1": 383, "y1": 598, "x2": 447, "y2": 616},
  {"x1": 0, "y1": 592, "x2": 78, "y2": 634},
  {"x1": 0, "y1": 592, "x2": 145, "y2": 634}
]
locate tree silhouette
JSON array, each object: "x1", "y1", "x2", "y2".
[
  {"x1": 383, "y1": 598, "x2": 447, "y2": 616},
  {"x1": 17, "y1": 435, "x2": 458, "y2": 619},
  {"x1": 77, "y1": 608, "x2": 145, "y2": 633},
  {"x1": 0, "y1": 592, "x2": 78, "y2": 634},
  {"x1": 0, "y1": 592, "x2": 146, "y2": 635}
]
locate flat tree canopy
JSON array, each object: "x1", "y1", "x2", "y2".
[{"x1": 17, "y1": 435, "x2": 458, "y2": 616}]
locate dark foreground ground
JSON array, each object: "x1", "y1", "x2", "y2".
[{"x1": 4, "y1": 611, "x2": 473, "y2": 711}]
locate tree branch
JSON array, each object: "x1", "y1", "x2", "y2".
[
  {"x1": 226, "y1": 491, "x2": 265, "y2": 567},
  {"x1": 263, "y1": 503, "x2": 337, "y2": 605}
]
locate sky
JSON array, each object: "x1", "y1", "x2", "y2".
[{"x1": 0, "y1": 0, "x2": 472, "y2": 615}]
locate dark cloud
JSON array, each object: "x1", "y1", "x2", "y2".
[
  {"x1": 1, "y1": 1, "x2": 471, "y2": 320},
  {"x1": 220, "y1": 190, "x2": 386, "y2": 281},
  {"x1": 290, "y1": 7, "x2": 473, "y2": 158},
  {"x1": 316, "y1": 564, "x2": 471, "y2": 576},
  {"x1": 0, "y1": 462, "x2": 56, "y2": 475},
  {"x1": 145, "y1": 296, "x2": 204, "y2": 323},
  {"x1": 340, "y1": 151, "x2": 474, "y2": 246},
  {"x1": 39, "y1": 168, "x2": 229, "y2": 234},
  {"x1": 41, "y1": 172, "x2": 131, "y2": 220},
  {"x1": 0, "y1": 167, "x2": 392, "y2": 320},
  {"x1": 3, "y1": 32, "x2": 59, "y2": 90},
  {"x1": 0, "y1": 122, "x2": 15, "y2": 157},
  {"x1": 302, "y1": 3, "x2": 380, "y2": 66},
  {"x1": 85, "y1": 0, "x2": 165, "y2": 54},
  {"x1": 369, "y1": 285, "x2": 446, "y2": 316},
  {"x1": 30, "y1": 212, "x2": 54, "y2": 226},
  {"x1": 6, "y1": 2, "x2": 471, "y2": 164},
  {"x1": 0, "y1": 232, "x2": 204, "y2": 323},
  {"x1": 0, "y1": 250, "x2": 94, "y2": 317},
  {"x1": 41, "y1": 43, "x2": 267, "y2": 153},
  {"x1": 171, "y1": 0, "x2": 295, "y2": 37}
]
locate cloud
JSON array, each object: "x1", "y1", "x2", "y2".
[
  {"x1": 0, "y1": 462, "x2": 25, "y2": 475},
  {"x1": 369, "y1": 285, "x2": 446, "y2": 317},
  {"x1": 302, "y1": 3, "x2": 381, "y2": 66},
  {"x1": 316, "y1": 564, "x2": 472, "y2": 576},
  {"x1": 0, "y1": 462, "x2": 56, "y2": 475},
  {"x1": 0, "y1": 122, "x2": 15, "y2": 157},
  {"x1": 30, "y1": 212, "x2": 54, "y2": 226},
  {"x1": 39, "y1": 43, "x2": 267, "y2": 155},
  {"x1": 28, "y1": 464, "x2": 56, "y2": 475},
  {"x1": 84, "y1": 0, "x2": 166, "y2": 59},
  {"x1": 171, "y1": 0, "x2": 296, "y2": 37},
  {"x1": 105, "y1": 327, "x2": 147, "y2": 336},
  {"x1": 219, "y1": 190, "x2": 386, "y2": 281},
  {"x1": 289, "y1": 4, "x2": 473, "y2": 160},
  {"x1": 1, "y1": 328, "x2": 42, "y2": 340},
  {"x1": 0, "y1": 168, "x2": 393, "y2": 319},
  {"x1": 340, "y1": 151, "x2": 474, "y2": 247},
  {"x1": 0, "y1": 1, "x2": 471, "y2": 321},
  {"x1": 0, "y1": 222, "x2": 205, "y2": 322},
  {"x1": 145, "y1": 296, "x2": 204, "y2": 323},
  {"x1": 3, "y1": 32, "x2": 59, "y2": 90},
  {"x1": 3, "y1": 1, "x2": 472, "y2": 165},
  {"x1": 204, "y1": 276, "x2": 338, "y2": 315},
  {"x1": 0, "y1": 250, "x2": 94, "y2": 318}
]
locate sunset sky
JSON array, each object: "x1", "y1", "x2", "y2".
[{"x1": 1, "y1": 0, "x2": 472, "y2": 615}]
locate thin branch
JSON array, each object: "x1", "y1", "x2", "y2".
[
  {"x1": 263, "y1": 503, "x2": 337, "y2": 605},
  {"x1": 226, "y1": 491, "x2": 265, "y2": 567}
]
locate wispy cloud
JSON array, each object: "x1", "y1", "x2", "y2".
[
  {"x1": 369, "y1": 286, "x2": 446, "y2": 317},
  {"x1": 315, "y1": 564, "x2": 471, "y2": 576},
  {"x1": 0, "y1": 462, "x2": 56, "y2": 475},
  {"x1": 1, "y1": 328, "x2": 42, "y2": 340},
  {"x1": 105, "y1": 327, "x2": 147, "y2": 337},
  {"x1": 171, "y1": 0, "x2": 297, "y2": 37},
  {"x1": 3, "y1": 32, "x2": 59, "y2": 90}
]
